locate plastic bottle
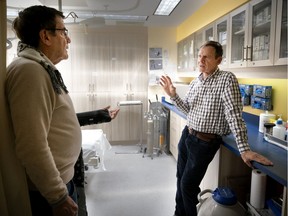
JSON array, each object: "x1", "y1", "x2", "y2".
[
  {"x1": 272, "y1": 115, "x2": 286, "y2": 140},
  {"x1": 259, "y1": 111, "x2": 275, "y2": 133}
]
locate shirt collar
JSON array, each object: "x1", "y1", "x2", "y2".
[{"x1": 198, "y1": 68, "x2": 220, "y2": 82}]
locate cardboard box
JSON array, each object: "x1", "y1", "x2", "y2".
[
  {"x1": 253, "y1": 85, "x2": 272, "y2": 98},
  {"x1": 251, "y1": 96, "x2": 272, "y2": 110},
  {"x1": 239, "y1": 84, "x2": 253, "y2": 96}
]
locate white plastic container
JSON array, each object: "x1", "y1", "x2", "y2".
[
  {"x1": 272, "y1": 118, "x2": 286, "y2": 140},
  {"x1": 197, "y1": 188, "x2": 246, "y2": 216},
  {"x1": 259, "y1": 111, "x2": 275, "y2": 133}
]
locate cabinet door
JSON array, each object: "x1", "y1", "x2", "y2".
[
  {"x1": 247, "y1": 0, "x2": 277, "y2": 67},
  {"x1": 204, "y1": 24, "x2": 215, "y2": 41},
  {"x1": 188, "y1": 34, "x2": 196, "y2": 71},
  {"x1": 215, "y1": 15, "x2": 229, "y2": 67},
  {"x1": 69, "y1": 32, "x2": 111, "y2": 92},
  {"x1": 194, "y1": 30, "x2": 205, "y2": 72},
  {"x1": 195, "y1": 31, "x2": 204, "y2": 55},
  {"x1": 177, "y1": 34, "x2": 196, "y2": 72},
  {"x1": 229, "y1": 4, "x2": 249, "y2": 68},
  {"x1": 110, "y1": 32, "x2": 148, "y2": 93},
  {"x1": 169, "y1": 112, "x2": 181, "y2": 160},
  {"x1": 90, "y1": 33, "x2": 111, "y2": 92},
  {"x1": 70, "y1": 92, "x2": 92, "y2": 112},
  {"x1": 182, "y1": 38, "x2": 190, "y2": 71},
  {"x1": 110, "y1": 92, "x2": 147, "y2": 142},
  {"x1": 90, "y1": 92, "x2": 113, "y2": 139},
  {"x1": 177, "y1": 40, "x2": 184, "y2": 71},
  {"x1": 69, "y1": 32, "x2": 94, "y2": 92},
  {"x1": 109, "y1": 32, "x2": 148, "y2": 142},
  {"x1": 229, "y1": 0, "x2": 277, "y2": 68},
  {"x1": 274, "y1": 0, "x2": 288, "y2": 65}
]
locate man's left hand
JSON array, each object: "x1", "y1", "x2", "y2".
[{"x1": 241, "y1": 150, "x2": 273, "y2": 168}]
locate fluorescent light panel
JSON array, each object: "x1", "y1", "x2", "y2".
[
  {"x1": 7, "y1": 8, "x2": 148, "y2": 23},
  {"x1": 64, "y1": 11, "x2": 148, "y2": 22},
  {"x1": 154, "y1": 0, "x2": 182, "y2": 16},
  {"x1": 95, "y1": 14, "x2": 148, "y2": 22}
]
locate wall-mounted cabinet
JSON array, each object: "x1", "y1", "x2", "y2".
[
  {"x1": 274, "y1": 0, "x2": 288, "y2": 65},
  {"x1": 177, "y1": 24, "x2": 215, "y2": 72},
  {"x1": 229, "y1": 0, "x2": 277, "y2": 68},
  {"x1": 177, "y1": 0, "x2": 287, "y2": 72}
]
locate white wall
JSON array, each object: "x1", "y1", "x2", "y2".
[{"x1": 147, "y1": 27, "x2": 178, "y2": 103}]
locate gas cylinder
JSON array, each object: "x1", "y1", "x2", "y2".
[{"x1": 197, "y1": 187, "x2": 246, "y2": 216}]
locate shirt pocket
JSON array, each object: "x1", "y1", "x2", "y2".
[{"x1": 204, "y1": 85, "x2": 221, "y2": 104}]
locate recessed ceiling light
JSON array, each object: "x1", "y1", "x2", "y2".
[{"x1": 154, "y1": 0, "x2": 182, "y2": 16}]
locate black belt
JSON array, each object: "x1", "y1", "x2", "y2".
[{"x1": 188, "y1": 128, "x2": 221, "y2": 142}]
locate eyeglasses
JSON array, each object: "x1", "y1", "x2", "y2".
[{"x1": 46, "y1": 28, "x2": 68, "y2": 37}]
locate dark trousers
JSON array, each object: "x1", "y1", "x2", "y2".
[
  {"x1": 74, "y1": 149, "x2": 88, "y2": 216},
  {"x1": 29, "y1": 180, "x2": 77, "y2": 216},
  {"x1": 174, "y1": 126, "x2": 221, "y2": 216}
]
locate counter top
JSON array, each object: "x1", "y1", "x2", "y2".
[{"x1": 161, "y1": 99, "x2": 287, "y2": 187}]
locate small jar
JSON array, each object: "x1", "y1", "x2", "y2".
[{"x1": 264, "y1": 123, "x2": 275, "y2": 136}]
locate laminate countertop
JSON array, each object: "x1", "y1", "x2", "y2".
[{"x1": 161, "y1": 98, "x2": 287, "y2": 187}]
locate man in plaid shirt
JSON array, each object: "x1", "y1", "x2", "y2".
[{"x1": 160, "y1": 41, "x2": 273, "y2": 216}]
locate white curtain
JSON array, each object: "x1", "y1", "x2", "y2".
[{"x1": 0, "y1": 1, "x2": 32, "y2": 215}]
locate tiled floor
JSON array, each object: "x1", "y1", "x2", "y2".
[{"x1": 84, "y1": 145, "x2": 177, "y2": 216}]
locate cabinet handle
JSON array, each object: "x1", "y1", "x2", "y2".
[
  {"x1": 87, "y1": 93, "x2": 92, "y2": 101},
  {"x1": 247, "y1": 46, "x2": 252, "y2": 61},
  {"x1": 243, "y1": 46, "x2": 247, "y2": 61}
]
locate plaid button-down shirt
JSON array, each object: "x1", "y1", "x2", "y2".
[{"x1": 171, "y1": 69, "x2": 250, "y2": 153}]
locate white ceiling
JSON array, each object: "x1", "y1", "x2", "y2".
[{"x1": 7, "y1": 0, "x2": 208, "y2": 27}]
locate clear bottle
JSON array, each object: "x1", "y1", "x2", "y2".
[{"x1": 272, "y1": 115, "x2": 286, "y2": 140}]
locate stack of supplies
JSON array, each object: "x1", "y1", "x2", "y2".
[
  {"x1": 251, "y1": 85, "x2": 272, "y2": 110},
  {"x1": 239, "y1": 84, "x2": 253, "y2": 106}
]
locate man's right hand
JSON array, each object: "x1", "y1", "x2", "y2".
[
  {"x1": 159, "y1": 75, "x2": 176, "y2": 98},
  {"x1": 53, "y1": 196, "x2": 78, "y2": 216}
]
